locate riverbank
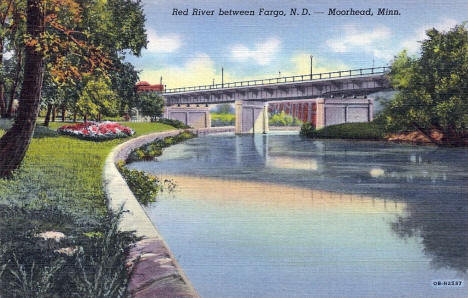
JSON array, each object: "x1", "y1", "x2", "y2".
[
  {"x1": 0, "y1": 121, "x2": 174, "y2": 297},
  {"x1": 106, "y1": 126, "x2": 234, "y2": 297},
  {"x1": 300, "y1": 122, "x2": 385, "y2": 140},
  {"x1": 104, "y1": 129, "x2": 199, "y2": 297},
  {"x1": 300, "y1": 122, "x2": 468, "y2": 146}
]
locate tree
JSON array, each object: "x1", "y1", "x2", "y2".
[
  {"x1": 0, "y1": 0, "x2": 24, "y2": 117},
  {"x1": 136, "y1": 92, "x2": 164, "y2": 121},
  {"x1": 214, "y1": 103, "x2": 234, "y2": 114},
  {"x1": 0, "y1": 0, "x2": 148, "y2": 176},
  {"x1": 77, "y1": 75, "x2": 118, "y2": 122},
  {"x1": 0, "y1": 0, "x2": 44, "y2": 177},
  {"x1": 109, "y1": 60, "x2": 140, "y2": 115},
  {"x1": 383, "y1": 24, "x2": 468, "y2": 145}
]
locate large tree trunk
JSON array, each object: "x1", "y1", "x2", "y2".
[
  {"x1": 44, "y1": 104, "x2": 52, "y2": 127},
  {"x1": 0, "y1": 0, "x2": 44, "y2": 177},
  {"x1": 7, "y1": 50, "x2": 23, "y2": 118},
  {"x1": 73, "y1": 111, "x2": 77, "y2": 122}
]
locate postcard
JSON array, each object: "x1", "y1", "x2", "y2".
[{"x1": 0, "y1": 0, "x2": 467, "y2": 297}]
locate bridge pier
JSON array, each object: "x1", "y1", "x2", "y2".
[
  {"x1": 235, "y1": 100, "x2": 269, "y2": 134},
  {"x1": 164, "y1": 105, "x2": 211, "y2": 129},
  {"x1": 316, "y1": 98, "x2": 374, "y2": 129}
]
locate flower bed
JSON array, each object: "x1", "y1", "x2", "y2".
[{"x1": 57, "y1": 121, "x2": 135, "y2": 141}]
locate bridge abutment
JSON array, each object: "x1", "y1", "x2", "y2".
[
  {"x1": 235, "y1": 100, "x2": 269, "y2": 134},
  {"x1": 164, "y1": 106, "x2": 211, "y2": 129}
]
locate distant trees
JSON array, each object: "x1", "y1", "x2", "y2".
[
  {"x1": 214, "y1": 103, "x2": 234, "y2": 114},
  {"x1": 383, "y1": 24, "x2": 468, "y2": 145}
]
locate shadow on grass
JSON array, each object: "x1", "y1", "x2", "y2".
[{"x1": 0, "y1": 119, "x2": 59, "y2": 139}]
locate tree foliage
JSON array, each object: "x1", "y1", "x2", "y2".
[
  {"x1": 77, "y1": 74, "x2": 118, "y2": 121},
  {"x1": 0, "y1": 0, "x2": 148, "y2": 176},
  {"x1": 136, "y1": 92, "x2": 164, "y2": 121},
  {"x1": 383, "y1": 24, "x2": 468, "y2": 144}
]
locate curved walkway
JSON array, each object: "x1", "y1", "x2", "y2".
[{"x1": 103, "y1": 126, "x2": 233, "y2": 298}]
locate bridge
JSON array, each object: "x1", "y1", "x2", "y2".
[{"x1": 161, "y1": 67, "x2": 391, "y2": 133}]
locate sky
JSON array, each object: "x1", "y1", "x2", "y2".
[{"x1": 125, "y1": 0, "x2": 468, "y2": 88}]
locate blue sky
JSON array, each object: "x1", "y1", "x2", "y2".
[{"x1": 126, "y1": 0, "x2": 468, "y2": 88}]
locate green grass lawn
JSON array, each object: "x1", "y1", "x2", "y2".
[
  {"x1": 0, "y1": 120, "x2": 175, "y2": 296},
  {"x1": 211, "y1": 113, "x2": 235, "y2": 126},
  {"x1": 0, "y1": 121, "x2": 174, "y2": 220},
  {"x1": 300, "y1": 122, "x2": 386, "y2": 140}
]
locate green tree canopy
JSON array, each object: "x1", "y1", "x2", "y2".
[
  {"x1": 136, "y1": 92, "x2": 164, "y2": 121},
  {"x1": 77, "y1": 74, "x2": 119, "y2": 121},
  {"x1": 383, "y1": 24, "x2": 468, "y2": 145}
]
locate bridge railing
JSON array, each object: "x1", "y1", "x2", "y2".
[{"x1": 163, "y1": 66, "x2": 390, "y2": 94}]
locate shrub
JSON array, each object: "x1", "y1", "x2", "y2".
[
  {"x1": 0, "y1": 205, "x2": 136, "y2": 298},
  {"x1": 57, "y1": 121, "x2": 134, "y2": 141},
  {"x1": 117, "y1": 161, "x2": 161, "y2": 205},
  {"x1": 269, "y1": 111, "x2": 302, "y2": 126},
  {"x1": 300, "y1": 122, "x2": 386, "y2": 140},
  {"x1": 155, "y1": 118, "x2": 190, "y2": 129},
  {"x1": 126, "y1": 131, "x2": 196, "y2": 163}
]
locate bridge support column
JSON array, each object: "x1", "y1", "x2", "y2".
[
  {"x1": 315, "y1": 98, "x2": 374, "y2": 129},
  {"x1": 235, "y1": 100, "x2": 269, "y2": 134},
  {"x1": 164, "y1": 106, "x2": 211, "y2": 129}
]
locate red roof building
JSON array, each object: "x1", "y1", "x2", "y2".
[{"x1": 135, "y1": 81, "x2": 164, "y2": 92}]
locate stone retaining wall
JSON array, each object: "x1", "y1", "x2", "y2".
[
  {"x1": 103, "y1": 127, "x2": 234, "y2": 298},
  {"x1": 104, "y1": 130, "x2": 195, "y2": 298}
]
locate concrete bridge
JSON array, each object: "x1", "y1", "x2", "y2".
[{"x1": 162, "y1": 67, "x2": 391, "y2": 133}]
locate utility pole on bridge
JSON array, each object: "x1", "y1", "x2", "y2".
[
  {"x1": 310, "y1": 55, "x2": 313, "y2": 79},
  {"x1": 221, "y1": 67, "x2": 224, "y2": 88}
]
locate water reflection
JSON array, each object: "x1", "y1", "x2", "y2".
[
  {"x1": 130, "y1": 133, "x2": 468, "y2": 295},
  {"x1": 392, "y1": 193, "x2": 468, "y2": 274}
]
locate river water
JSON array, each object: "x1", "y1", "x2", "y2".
[{"x1": 128, "y1": 132, "x2": 468, "y2": 298}]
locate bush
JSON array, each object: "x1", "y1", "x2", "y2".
[
  {"x1": 117, "y1": 162, "x2": 175, "y2": 206},
  {"x1": 269, "y1": 111, "x2": 302, "y2": 126},
  {"x1": 300, "y1": 122, "x2": 386, "y2": 140},
  {"x1": 155, "y1": 118, "x2": 190, "y2": 129},
  {"x1": 0, "y1": 205, "x2": 137, "y2": 298},
  {"x1": 126, "y1": 131, "x2": 196, "y2": 163}
]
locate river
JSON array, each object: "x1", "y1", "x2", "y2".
[{"x1": 128, "y1": 132, "x2": 468, "y2": 298}]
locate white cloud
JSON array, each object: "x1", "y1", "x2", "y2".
[
  {"x1": 140, "y1": 53, "x2": 238, "y2": 87},
  {"x1": 230, "y1": 37, "x2": 281, "y2": 65},
  {"x1": 140, "y1": 52, "x2": 352, "y2": 89},
  {"x1": 400, "y1": 18, "x2": 458, "y2": 54},
  {"x1": 326, "y1": 25, "x2": 393, "y2": 61},
  {"x1": 327, "y1": 25, "x2": 392, "y2": 52},
  {"x1": 286, "y1": 53, "x2": 350, "y2": 76},
  {"x1": 146, "y1": 29, "x2": 182, "y2": 53}
]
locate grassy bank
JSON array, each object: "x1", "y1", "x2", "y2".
[
  {"x1": 211, "y1": 112, "x2": 235, "y2": 127},
  {"x1": 300, "y1": 122, "x2": 386, "y2": 140},
  {"x1": 0, "y1": 121, "x2": 174, "y2": 297}
]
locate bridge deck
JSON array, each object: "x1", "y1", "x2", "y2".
[{"x1": 163, "y1": 66, "x2": 389, "y2": 95}]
